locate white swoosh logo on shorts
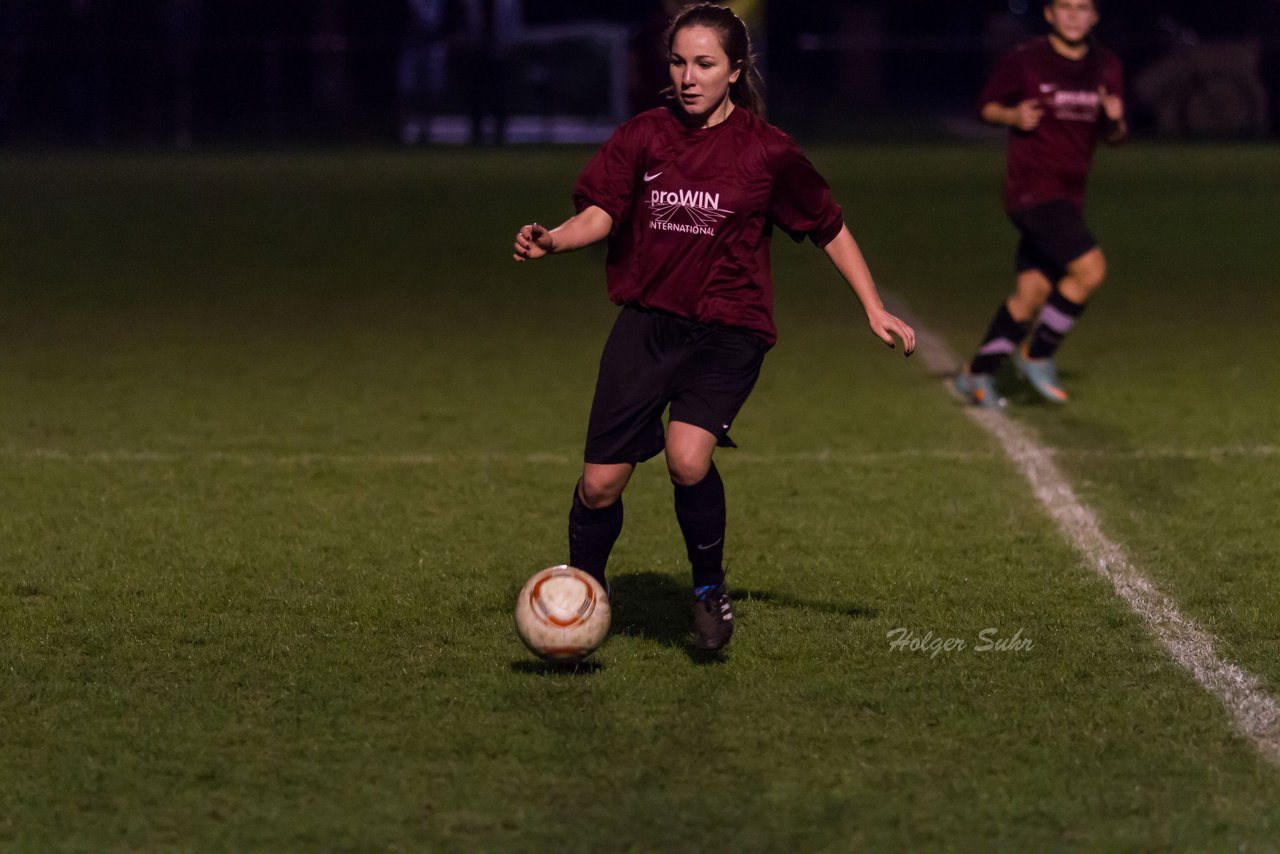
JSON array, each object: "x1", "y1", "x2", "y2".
[{"x1": 643, "y1": 171, "x2": 663, "y2": 182}]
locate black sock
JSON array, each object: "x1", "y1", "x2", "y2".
[
  {"x1": 568, "y1": 482, "x2": 622, "y2": 588},
  {"x1": 1027, "y1": 289, "x2": 1087, "y2": 359},
  {"x1": 673, "y1": 462, "x2": 726, "y2": 589},
  {"x1": 969, "y1": 302, "x2": 1030, "y2": 375}
]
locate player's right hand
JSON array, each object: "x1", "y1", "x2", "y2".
[
  {"x1": 1012, "y1": 99, "x2": 1044, "y2": 131},
  {"x1": 513, "y1": 223, "x2": 555, "y2": 262}
]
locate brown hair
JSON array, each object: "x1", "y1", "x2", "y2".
[{"x1": 664, "y1": 3, "x2": 764, "y2": 116}]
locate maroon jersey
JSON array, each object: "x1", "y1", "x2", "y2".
[
  {"x1": 572, "y1": 105, "x2": 844, "y2": 345},
  {"x1": 980, "y1": 36, "x2": 1124, "y2": 212}
]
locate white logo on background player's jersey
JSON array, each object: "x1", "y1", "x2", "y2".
[{"x1": 1051, "y1": 88, "x2": 1102, "y2": 122}]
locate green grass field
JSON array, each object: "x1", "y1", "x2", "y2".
[{"x1": 3, "y1": 144, "x2": 1279, "y2": 850}]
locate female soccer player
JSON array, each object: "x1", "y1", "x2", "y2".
[
  {"x1": 512, "y1": 3, "x2": 915, "y2": 651},
  {"x1": 953, "y1": 0, "x2": 1126, "y2": 408}
]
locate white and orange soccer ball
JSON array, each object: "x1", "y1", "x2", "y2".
[{"x1": 514, "y1": 565, "x2": 611, "y2": 662}]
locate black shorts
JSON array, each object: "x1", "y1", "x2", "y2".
[
  {"x1": 1010, "y1": 199, "x2": 1098, "y2": 283},
  {"x1": 583, "y1": 306, "x2": 768, "y2": 465}
]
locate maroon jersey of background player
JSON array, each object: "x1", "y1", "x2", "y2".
[
  {"x1": 981, "y1": 35, "x2": 1124, "y2": 212},
  {"x1": 572, "y1": 105, "x2": 844, "y2": 347}
]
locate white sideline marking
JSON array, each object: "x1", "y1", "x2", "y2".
[{"x1": 890, "y1": 296, "x2": 1280, "y2": 765}]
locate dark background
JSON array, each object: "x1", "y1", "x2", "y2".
[{"x1": 2, "y1": 0, "x2": 1278, "y2": 146}]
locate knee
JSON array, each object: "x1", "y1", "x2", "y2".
[
  {"x1": 1010, "y1": 275, "x2": 1052, "y2": 321},
  {"x1": 666, "y1": 450, "x2": 711, "y2": 488},
  {"x1": 1007, "y1": 290, "x2": 1043, "y2": 322},
  {"x1": 1071, "y1": 253, "x2": 1107, "y2": 294},
  {"x1": 578, "y1": 475, "x2": 623, "y2": 509}
]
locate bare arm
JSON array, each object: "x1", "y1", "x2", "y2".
[
  {"x1": 1098, "y1": 86, "x2": 1128, "y2": 144},
  {"x1": 981, "y1": 99, "x2": 1043, "y2": 132},
  {"x1": 512, "y1": 205, "x2": 614, "y2": 262},
  {"x1": 822, "y1": 224, "x2": 916, "y2": 356}
]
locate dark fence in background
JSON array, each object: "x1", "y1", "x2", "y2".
[{"x1": 1, "y1": 1, "x2": 1278, "y2": 147}]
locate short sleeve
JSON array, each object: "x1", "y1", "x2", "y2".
[
  {"x1": 1104, "y1": 52, "x2": 1124, "y2": 99},
  {"x1": 979, "y1": 49, "x2": 1025, "y2": 112},
  {"x1": 767, "y1": 138, "x2": 844, "y2": 247},
  {"x1": 572, "y1": 122, "x2": 640, "y2": 231}
]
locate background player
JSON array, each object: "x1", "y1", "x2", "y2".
[
  {"x1": 512, "y1": 3, "x2": 915, "y2": 651},
  {"x1": 954, "y1": 0, "x2": 1126, "y2": 407}
]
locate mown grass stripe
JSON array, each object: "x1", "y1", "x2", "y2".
[{"x1": 2, "y1": 446, "x2": 1275, "y2": 467}]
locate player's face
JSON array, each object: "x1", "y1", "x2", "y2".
[
  {"x1": 669, "y1": 26, "x2": 742, "y2": 125},
  {"x1": 1045, "y1": 0, "x2": 1098, "y2": 45}
]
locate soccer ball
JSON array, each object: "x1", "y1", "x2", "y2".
[{"x1": 514, "y1": 565, "x2": 611, "y2": 662}]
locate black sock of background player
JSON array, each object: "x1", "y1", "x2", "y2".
[
  {"x1": 969, "y1": 302, "x2": 1030, "y2": 375},
  {"x1": 568, "y1": 481, "x2": 622, "y2": 589},
  {"x1": 1027, "y1": 289, "x2": 1087, "y2": 359},
  {"x1": 673, "y1": 462, "x2": 726, "y2": 590}
]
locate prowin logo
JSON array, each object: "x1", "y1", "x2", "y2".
[
  {"x1": 1052, "y1": 88, "x2": 1102, "y2": 122},
  {"x1": 648, "y1": 187, "x2": 733, "y2": 236}
]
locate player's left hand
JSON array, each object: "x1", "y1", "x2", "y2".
[
  {"x1": 1098, "y1": 86, "x2": 1124, "y2": 123},
  {"x1": 867, "y1": 308, "x2": 916, "y2": 357}
]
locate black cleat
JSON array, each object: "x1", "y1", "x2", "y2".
[{"x1": 693, "y1": 583, "x2": 734, "y2": 650}]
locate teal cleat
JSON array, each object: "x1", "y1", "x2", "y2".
[
  {"x1": 950, "y1": 370, "x2": 1005, "y2": 409},
  {"x1": 1012, "y1": 346, "x2": 1068, "y2": 403}
]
